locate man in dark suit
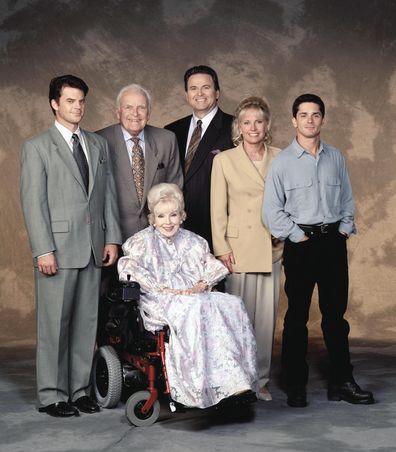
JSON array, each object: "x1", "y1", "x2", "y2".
[
  {"x1": 165, "y1": 65, "x2": 233, "y2": 251},
  {"x1": 20, "y1": 75, "x2": 121, "y2": 417}
]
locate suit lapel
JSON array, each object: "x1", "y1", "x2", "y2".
[
  {"x1": 82, "y1": 130, "x2": 99, "y2": 196},
  {"x1": 261, "y1": 144, "x2": 276, "y2": 181},
  {"x1": 49, "y1": 126, "x2": 88, "y2": 195},
  {"x1": 234, "y1": 144, "x2": 264, "y2": 187},
  {"x1": 111, "y1": 125, "x2": 138, "y2": 202},
  {"x1": 177, "y1": 116, "x2": 191, "y2": 167},
  {"x1": 142, "y1": 127, "x2": 159, "y2": 207},
  {"x1": 185, "y1": 109, "x2": 223, "y2": 182}
]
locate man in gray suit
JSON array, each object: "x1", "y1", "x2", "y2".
[
  {"x1": 20, "y1": 75, "x2": 121, "y2": 417},
  {"x1": 97, "y1": 83, "x2": 183, "y2": 243},
  {"x1": 96, "y1": 84, "x2": 183, "y2": 343}
]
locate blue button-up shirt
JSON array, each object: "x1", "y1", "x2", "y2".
[{"x1": 263, "y1": 138, "x2": 356, "y2": 243}]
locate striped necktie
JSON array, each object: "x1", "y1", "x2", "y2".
[
  {"x1": 184, "y1": 119, "x2": 202, "y2": 174},
  {"x1": 131, "y1": 137, "x2": 145, "y2": 204}
]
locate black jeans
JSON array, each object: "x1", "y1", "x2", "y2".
[{"x1": 282, "y1": 231, "x2": 353, "y2": 389}]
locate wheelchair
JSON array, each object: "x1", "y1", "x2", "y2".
[
  {"x1": 93, "y1": 279, "x2": 257, "y2": 427},
  {"x1": 93, "y1": 279, "x2": 172, "y2": 426}
]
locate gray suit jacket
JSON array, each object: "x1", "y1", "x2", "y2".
[
  {"x1": 20, "y1": 125, "x2": 122, "y2": 268},
  {"x1": 96, "y1": 124, "x2": 183, "y2": 242}
]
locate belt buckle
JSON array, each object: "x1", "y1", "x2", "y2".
[{"x1": 320, "y1": 224, "x2": 329, "y2": 234}]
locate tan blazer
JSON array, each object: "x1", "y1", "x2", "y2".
[{"x1": 211, "y1": 143, "x2": 282, "y2": 273}]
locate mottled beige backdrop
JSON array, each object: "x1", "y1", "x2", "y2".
[{"x1": 1, "y1": 0, "x2": 395, "y2": 346}]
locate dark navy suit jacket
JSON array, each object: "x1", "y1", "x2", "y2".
[{"x1": 165, "y1": 108, "x2": 233, "y2": 251}]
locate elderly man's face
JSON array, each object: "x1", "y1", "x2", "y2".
[
  {"x1": 117, "y1": 90, "x2": 150, "y2": 136},
  {"x1": 153, "y1": 200, "x2": 182, "y2": 238}
]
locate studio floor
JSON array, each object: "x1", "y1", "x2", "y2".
[{"x1": 1, "y1": 339, "x2": 395, "y2": 452}]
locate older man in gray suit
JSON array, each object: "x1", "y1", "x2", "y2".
[
  {"x1": 96, "y1": 85, "x2": 183, "y2": 337},
  {"x1": 97, "y1": 84, "x2": 183, "y2": 243},
  {"x1": 20, "y1": 75, "x2": 121, "y2": 417}
]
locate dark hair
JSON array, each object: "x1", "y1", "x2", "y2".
[
  {"x1": 292, "y1": 93, "x2": 325, "y2": 118},
  {"x1": 49, "y1": 74, "x2": 89, "y2": 114},
  {"x1": 183, "y1": 65, "x2": 220, "y2": 91}
]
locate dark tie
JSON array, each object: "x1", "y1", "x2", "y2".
[
  {"x1": 72, "y1": 133, "x2": 89, "y2": 192},
  {"x1": 131, "y1": 137, "x2": 145, "y2": 205},
  {"x1": 184, "y1": 119, "x2": 202, "y2": 174}
]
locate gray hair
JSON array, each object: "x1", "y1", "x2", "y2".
[
  {"x1": 116, "y1": 83, "x2": 152, "y2": 112},
  {"x1": 147, "y1": 183, "x2": 186, "y2": 225}
]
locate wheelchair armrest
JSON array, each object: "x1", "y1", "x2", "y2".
[{"x1": 106, "y1": 281, "x2": 141, "y2": 303}]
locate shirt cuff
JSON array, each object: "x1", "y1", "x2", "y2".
[
  {"x1": 288, "y1": 226, "x2": 306, "y2": 243},
  {"x1": 37, "y1": 252, "x2": 54, "y2": 259}
]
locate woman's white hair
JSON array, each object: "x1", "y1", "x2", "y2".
[{"x1": 147, "y1": 183, "x2": 186, "y2": 225}]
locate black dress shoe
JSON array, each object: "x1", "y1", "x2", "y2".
[
  {"x1": 328, "y1": 381, "x2": 374, "y2": 404},
  {"x1": 72, "y1": 396, "x2": 100, "y2": 413},
  {"x1": 287, "y1": 388, "x2": 307, "y2": 408},
  {"x1": 39, "y1": 401, "x2": 79, "y2": 417}
]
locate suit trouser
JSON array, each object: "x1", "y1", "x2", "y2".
[
  {"x1": 97, "y1": 259, "x2": 120, "y2": 346},
  {"x1": 282, "y1": 232, "x2": 353, "y2": 390},
  {"x1": 35, "y1": 257, "x2": 101, "y2": 408},
  {"x1": 226, "y1": 260, "x2": 281, "y2": 388}
]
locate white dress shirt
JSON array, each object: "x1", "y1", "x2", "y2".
[
  {"x1": 54, "y1": 120, "x2": 90, "y2": 164},
  {"x1": 121, "y1": 127, "x2": 146, "y2": 164},
  {"x1": 185, "y1": 106, "x2": 218, "y2": 155}
]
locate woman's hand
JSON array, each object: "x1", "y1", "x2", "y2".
[
  {"x1": 219, "y1": 252, "x2": 235, "y2": 273},
  {"x1": 160, "y1": 280, "x2": 208, "y2": 296}
]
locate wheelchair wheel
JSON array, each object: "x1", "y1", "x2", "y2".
[
  {"x1": 93, "y1": 346, "x2": 122, "y2": 408},
  {"x1": 125, "y1": 390, "x2": 160, "y2": 427}
]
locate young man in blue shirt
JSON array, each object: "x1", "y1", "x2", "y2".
[{"x1": 263, "y1": 94, "x2": 374, "y2": 408}]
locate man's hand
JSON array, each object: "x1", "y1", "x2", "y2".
[
  {"x1": 219, "y1": 252, "x2": 235, "y2": 273},
  {"x1": 37, "y1": 253, "x2": 58, "y2": 275},
  {"x1": 300, "y1": 235, "x2": 310, "y2": 242},
  {"x1": 102, "y1": 244, "x2": 119, "y2": 267}
]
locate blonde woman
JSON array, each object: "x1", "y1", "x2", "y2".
[{"x1": 211, "y1": 96, "x2": 283, "y2": 401}]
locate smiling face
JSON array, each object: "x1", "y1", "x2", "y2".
[
  {"x1": 51, "y1": 86, "x2": 85, "y2": 131},
  {"x1": 185, "y1": 73, "x2": 219, "y2": 118},
  {"x1": 153, "y1": 199, "x2": 183, "y2": 238},
  {"x1": 238, "y1": 107, "x2": 268, "y2": 146},
  {"x1": 292, "y1": 102, "x2": 324, "y2": 140},
  {"x1": 117, "y1": 89, "x2": 150, "y2": 136}
]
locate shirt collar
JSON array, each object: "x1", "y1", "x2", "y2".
[
  {"x1": 192, "y1": 105, "x2": 218, "y2": 129},
  {"x1": 55, "y1": 120, "x2": 81, "y2": 144},
  {"x1": 121, "y1": 126, "x2": 145, "y2": 144},
  {"x1": 291, "y1": 137, "x2": 324, "y2": 158}
]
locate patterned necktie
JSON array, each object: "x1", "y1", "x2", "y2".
[
  {"x1": 131, "y1": 137, "x2": 145, "y2": 204},
  {"x1": 184, "y1": 119, "x2": 202, "y2": 174},
  {"x1": 72, "y1": 133, "x2": 89, "y2": 192}
]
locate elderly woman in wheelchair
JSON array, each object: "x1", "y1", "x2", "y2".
[{"x1": 94, "y1": 183, "x2": 258, "y2": 425}]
